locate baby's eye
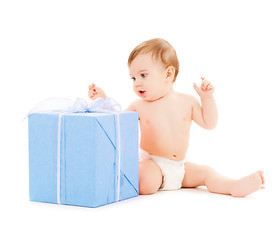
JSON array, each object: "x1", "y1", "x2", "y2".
[
  {"x1": 141, "y1": 73, "x2": 147, "y2": 78},
  {"x1": 131, "y1": 77, "x2": 136, "y2": 81}
]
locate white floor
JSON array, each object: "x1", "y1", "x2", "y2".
[{"x1": 1, "y1": 166, "x2": 277, "y2": 240}]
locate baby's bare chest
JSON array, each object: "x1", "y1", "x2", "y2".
[{"x1": 138, "y1": 103, "x2": 191, "y2": 131}]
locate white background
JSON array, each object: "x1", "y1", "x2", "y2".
[{"x1": 1, "y1": 0, "x2": 278, "y2": 239}]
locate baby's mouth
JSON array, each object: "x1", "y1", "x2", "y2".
[{"x1": 138, "y1": 90, "x2": 146, "y2": 96}]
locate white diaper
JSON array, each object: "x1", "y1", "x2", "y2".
[{"x1": 140, "y1": 149, "x2": 185, "y2": 191}]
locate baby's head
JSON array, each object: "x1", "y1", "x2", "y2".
[{"x1": 128, "y1": 38, "x2": 179, "y2": 101}]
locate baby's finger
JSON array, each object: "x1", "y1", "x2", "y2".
[
  {"x1": 89, "y1": 88, "x2": 97, "y2": 94},
  {"x1": 88, "y1": 89, "x2": 96, "y2": 96},
  {"x1": 207, "y1": 83, "x2": 214, "y2": 91},
  {"x1": 201, "y1": 80, "x2": 210, "y2": 90},
  {"x1": 88, "y1": 83, "x2": 95, "y2": 90},
  {"x1": 193, "y1": 82, "x2": 202, "y2": 95}
]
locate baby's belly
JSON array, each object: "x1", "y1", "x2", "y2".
[{"x1": 140, "y1": 123, "x2": 190, "y2": 161}]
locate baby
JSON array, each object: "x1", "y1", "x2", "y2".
[{"x1": 88, "y1": 38, "x2": 265, "y2": 197}]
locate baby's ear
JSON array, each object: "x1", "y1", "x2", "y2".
[{"x1": 165, "y1": 66, "x2": 175, "y2": 82}]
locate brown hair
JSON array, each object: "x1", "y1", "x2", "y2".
[{"x1": 128, "y1": 38, "x2": 179, "y2": 82}]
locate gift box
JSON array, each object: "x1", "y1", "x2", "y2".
[{"x1": 28, "y1": 98, "x2": 139, "y2": 208}]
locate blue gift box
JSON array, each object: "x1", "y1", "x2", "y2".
[{"x1": 28, "y1": 111, "x2": 139, "y2": 208}]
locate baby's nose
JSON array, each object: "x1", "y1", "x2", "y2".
[{"x1": 135, "y1": 79, "x2": 142, "y2": 87}]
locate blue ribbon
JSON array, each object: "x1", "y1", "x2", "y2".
[
  {"x1": 27, "y1": 97, "x2": 121, "y2": 115},
  {"x1": 28, "y1": 97, "x2": 122, "y2": 204}
]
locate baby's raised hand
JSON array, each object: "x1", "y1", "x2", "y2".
[
  {"x1": 88, "y1": 83, "x2": 107, "y2": 100},
  {"x1": 193, "y1": 77, "x2": 214, "y2": 99}
]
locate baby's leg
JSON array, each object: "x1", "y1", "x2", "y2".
[
  {"x1": 139, "y1": 159, "x2": 163, "y2": 195},
  {"x1": 230, "y1": 171, "x2": 265, "y2": 197},
  {"x1": 182, "y1": 162, "x2": 265, "y2": 197}
]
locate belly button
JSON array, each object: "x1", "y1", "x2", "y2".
[{"x1": 173, "y1": 155, "x2": 176, "y2": 158}]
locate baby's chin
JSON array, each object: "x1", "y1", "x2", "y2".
[{"x1": 142, "y1": 94, "x2": 165, "y2": 102}]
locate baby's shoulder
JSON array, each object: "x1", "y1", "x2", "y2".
[
  {"x1": 175, "y1": 91, "x2": 197, "y2": 105},
  {"x1": 126, "y1": 99, "x2": 143, "y2": 112}
]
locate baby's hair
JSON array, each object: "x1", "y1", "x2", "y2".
[{"x1": 128, "y1": 38, "x2": 179, "y2": 82}]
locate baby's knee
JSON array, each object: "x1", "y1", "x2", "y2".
[
  {"x1": 139, "y1": 160, "x2": 162, "y2": 195},
  {"x1": 201, "y1": 165, "x2": 216, "y2": 179},
  {"x1": 194, "y1": 164, "x2": 216, "y2": 185},
  {"x1": 203, "y1": 165, "x2": 216, "y2": 175}
]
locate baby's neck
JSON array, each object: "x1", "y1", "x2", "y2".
[{"x1": 146, "y1": 87, "x2": 174, "y2": 103}]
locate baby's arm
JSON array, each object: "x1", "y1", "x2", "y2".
[
  {"x1": 88, "y1": 83, "x2": 107, "y2": 100},
  {"x1": 88, "y1": 83, "x2": 138, "y2": 113},
  {"x1": 125, "y1": 100, "x2": 140, "y2": 112},
  {"x1": 191, "y1": 78, "x2": 218, "y2": 130}
]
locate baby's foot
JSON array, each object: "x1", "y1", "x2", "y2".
[{"x1": 230, "y1": 171, "x2": 265, "y2": 197}]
